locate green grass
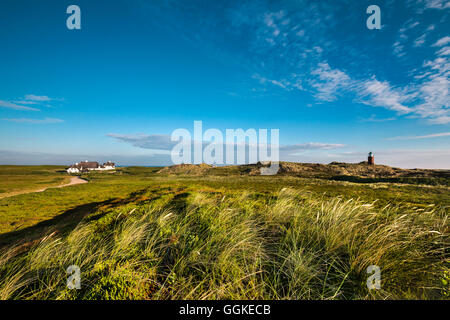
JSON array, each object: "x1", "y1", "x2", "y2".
[
  {"x1": 0, "y1": 166, "x2": 448, "y2": 300},
  {"x1": 0, "y1": 165, "x2": 69, "y2": 198},
  {"x1": 1, "y1": 173, "x2": 448, "y2": 236},
  {"x1": 0, "y1": 165, "x2": 67, "y2": 175},
  {"x1": 329, "y1": 175, "x2": 450, "y2": 186},
  {"x1": 0, "y1": 188, "x2": 448, "y2": 299}
]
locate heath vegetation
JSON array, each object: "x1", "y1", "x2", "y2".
[{"x1": 0, "y1": 165, "x2": 448, "y2": 300}]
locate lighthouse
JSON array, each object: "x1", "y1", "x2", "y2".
[{"x1": 368, "y1": 152, "x2": 374, "y2": 165}]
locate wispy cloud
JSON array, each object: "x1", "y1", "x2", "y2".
[
  {"x1": 359, "y1": 115, "x2": 396, "y2": 122},
  {"x1": 0, "y1": 93, "x2": 65, "y2": 119},
  {"x1": 2, "y1": 118, "x2": 64, "y2": 124},
  {"x1": 358, "y1": 78, "x2": 412, "y2": 113},
  {"x1": 108, "y1": 133, "x2": 346, "y2": 156},
  {"x1": 280, "y1": 143, "x2": 346, "y2": 155},
  {"x1": 392, "y1": 20, "x2": 420, "y2": 57},
  {"x1": 393, "y1": 41, "x2": 406, "y2": 58},
  {"x1": 0, "y1": 100, "x2": 40, "y2": 111},
  {"x1": 139, "y1": 1, "x2": 448, "y2": 124},
  {"x1": 413, "y1": 34, "x2": 427, "y2": 47},
  {"x1": 306, "y1": 63, "x2": 414, "y2": 115},
  {"x1": 423, "y1": 0, "x2": 450, "y2": 10},
  {"x1": 227, "y1": 3, "x2": 448, "y2": 123},
  {"x1": 307, "y1": 43, "x2": 449, "y2": 123},
  {"x1": 413, "y1": 54, "x2": 449, "y2": 123},
  {"x1": 252, "y1": 73, "x2": 303, "y2": 91},
  {"x1": 436, "y1": 46, "x2": 450, "y2": 56},
  {"x1": 432, "y1": 36, "x2": 450, "y2": 47},
  {"x1": 12, "y1": 100, "x2": 38, "y2": 105},
  {"x1": 309, "y1": 62, "x2": 351, "y2": 102},
  {"x1": 24, "y1": 94, "x2": 52, "y2": 102},
  {"x1": 387, "y1": 132, "x2": 450, "y2": 140},
  {"x1": 0, "y1": 94, "x2": 62, "y2": 112},
  {"x1": 107, "y1": 133, "x2": 176, "y2": 151}
]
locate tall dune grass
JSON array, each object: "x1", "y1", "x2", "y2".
[{"x1": 0, "y1": 188, "x2": 448, "y2": 299}]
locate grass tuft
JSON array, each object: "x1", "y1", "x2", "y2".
[{"x1": 0, "y1": 188, "x2": 448, "y2": 300}]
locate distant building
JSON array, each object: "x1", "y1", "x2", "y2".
[
  {"x1": 67, "y1": 161, "x2": 115, "y2": 173},
  {"x1": 101, "y1": 161, "x2": 116, "y2": 170},
  {"x1": 368, "y1": 152, "x2": 374, "y2": 165}
]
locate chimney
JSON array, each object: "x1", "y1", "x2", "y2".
[{"x1": 368, "y1": 152, "x2": 374, "y2": 165}]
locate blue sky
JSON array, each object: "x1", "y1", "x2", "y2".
[{"x1": 0, "y1": 0, "x2": 449, "y2": 168}]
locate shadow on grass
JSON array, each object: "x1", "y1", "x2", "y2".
[
  {"x1": 0, "y1": 186, "x2": 165, "y2": 251},
  {"x1": 169, "y1": 192, "x2": 190, "y2": 211},
  {"x1": 0, "y1": 199, "x2": 116, "y2": 250}
]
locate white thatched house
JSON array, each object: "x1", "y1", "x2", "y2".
[
  {"x1": 67, "y1": 161, "x2": 115, "y2": 173},
  {"x1": 97, "y1": 161, "x2": 116, "y2": 171}
]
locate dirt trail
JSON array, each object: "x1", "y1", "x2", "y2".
[
  {"x1": 54, "y1": 176, "x2": 88, "y2": 189},
  {"x1": 0, "y1": 177, "x2": 88, "y2": 199}
]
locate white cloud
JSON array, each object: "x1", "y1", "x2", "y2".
[
  {"x1": 387, "y1": 132, "x2": 450, "y2": 140},
  {"x1": 413, "y1": 34, "x2": 427, "y2": 47},
  {"x1": 392, "y1": 20, "x2": 421, "y2": 57},
  {"x1": 359, "y1": 115, "x2": 396, "y2": 122},
  {"x1": 412, "y1": 52, "x2": 450, "y2": 123},
  {"x1": 252, "y1": 73, "x2": 303, "y2": 91},
  {"x1": 414, "y1": 76, "x2": 449, "y2": 123},
  {"x1": 12, "y1": 100, "x2": 38, "y2": 105},
  {"x1": 436, "y1": 46, "x2": 450, "y2": 56},
  {"x1": 357, "y1": 68, "x2": 449, "y2": 124},
  {"x1": 107, "y1": 133, "x2": 176, "y2": 151},
  {"x1": 423, "y1": 0, "x2": 450, "y2": 10},
  {"x1": 359, "y1": 78, "x2": 412, "y2": 113},
  {"x1": 108, "y1": 133, "x2": 346, "y2": 158},
  {"x1": 306, "y1": 54, "x2": 449, "y2": 123},
  {"x1": 0, "y1": 94, "x2": 61, "y2": 112},
  {"x1": 422, "y1": 57, "x2": 449, "y2": 74},
  {"x1": 310, "y1": 62, "x2": 351, "y2": 101},
  {"x1": 432, "y1": 36, "x2": 450, "y2": 47},
  {"x1": 280, "y1": 143, "x2": 346, "y2": 155},
  {"x1": 2, "y1": 118, "x2": 64, "y2": 124},
  {"x1": 24, "y1": 94, "x2": 52, "y2": 102},
  {"x1": 296, "y1": 29, "x2": 305, "y2": 37},
  {"x1": 262, "y1": 11, "x2": 286, "y2": 46},
  {"x1": 0, "y1": 100, "x2": 40, "y2": 111},
  {"x1": 308, "y1": 64, "x2": 415, "y2": 118},
  {"x1": 324, "y1": 27, "x2": 450, "y2": 125},
  {"x1": 393, "y1": 41, "x2": 406, "y2": 57}
]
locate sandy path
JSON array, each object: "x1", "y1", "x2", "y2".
[
  {"x1": 46, "y1": 176, "x2": 88, "y2": 189},
  {"x1": 0, "y1": 176, "x2": 88, "y2": 199}
]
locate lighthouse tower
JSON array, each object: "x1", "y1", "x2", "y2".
[{"x1": 368, "y1": 152, "x2": 374, "y2": 165}]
